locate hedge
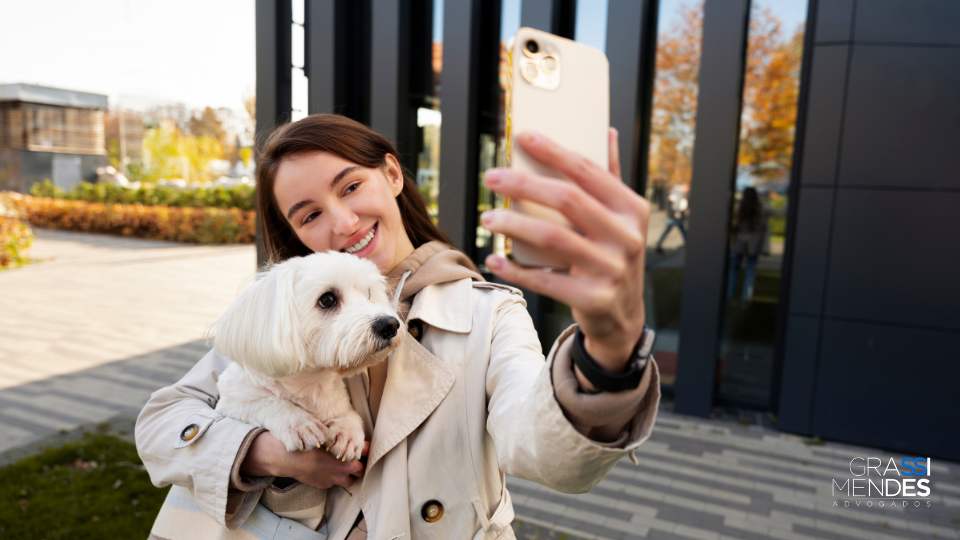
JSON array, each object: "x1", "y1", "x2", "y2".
[
  {"x1": 30, "y1": 179, "x2": 255, "y2": 211},
  {"x1": 0, "y1": 193, "x2": 34, "y2": 270},
  {"x1": 11, "y1": 195, "x2": 255, "y2": 245}
]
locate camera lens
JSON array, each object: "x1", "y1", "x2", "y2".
[{"x1": 524, "y1": 40, "x2": 539, "y2": 54}]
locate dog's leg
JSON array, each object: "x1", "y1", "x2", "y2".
[
  {"x1": 216, "y1": 365, "x2": 330, "y2": 452},
  {"x1": 323, "y1": 410, "x2": 366, "y2": 462}
]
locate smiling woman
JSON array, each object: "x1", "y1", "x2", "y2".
[
  {"x1": 136, "y1": 112, "x2": 660, "y2": 540},
  {"x1": 254, "y1": 114, "x2": 450, "y2": 268}
]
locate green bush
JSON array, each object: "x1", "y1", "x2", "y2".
[{"x1": 30, "y1": 179, "x2": 255, "y2": 211}]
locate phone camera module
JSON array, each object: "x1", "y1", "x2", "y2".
[{"x1": 524, "y1": 39, "x2": 539, "y2": 54}]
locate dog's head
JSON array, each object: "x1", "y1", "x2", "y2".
[{"x1": 213, "y1": 251, "x2": 403, "y2": 378}]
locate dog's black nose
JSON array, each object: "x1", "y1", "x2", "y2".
[{"x1": 373, "y1": 316, "x2": 400, "y2": 340}]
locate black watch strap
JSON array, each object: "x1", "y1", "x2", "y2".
[{"x1": 571, "y1": 327, "x2": 655, "y2": 393}]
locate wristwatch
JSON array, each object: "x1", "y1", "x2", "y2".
[{"x1": 571, "y1": 326, "x2": 655, "y2": 393}]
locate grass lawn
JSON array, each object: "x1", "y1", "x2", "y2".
[{"x1": 0, "y1": 432, "x2": 167, "y2": 539}]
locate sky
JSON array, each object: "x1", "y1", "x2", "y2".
[
  {"x1": 0, "y1": 0, "x2": 255, "y2": 112},
  {"x1": 0, "y1": 0, "x2": 805, "y2": 114}
]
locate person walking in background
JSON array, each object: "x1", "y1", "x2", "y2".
[
  {"x1": 654, "y1": 185, "x2": 689, "y2": 254},
  {"x1": 726, "y1": 187, "x2": 767, "y2": 302}
]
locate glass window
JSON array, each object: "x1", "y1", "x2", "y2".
[
  {"x1": 290, "y1": 0, "x2": 308, "y2": 122},
  {"x1": 574, "y1": 0, "x2": 608, "y2": 52},
  {"x1": 717, "y1": 0, "x2": 808, "y2": 408},
  {"x1": 413, "y1": 0, "x2": 444, "y2": 225},
  {"x1": 645, "y1": 0, "x2": 704, "y2": 387}
]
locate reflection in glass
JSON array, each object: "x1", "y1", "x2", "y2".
[
  {"x1": 718, "y1": 0, "x2": 807, "y2": 408},
  {"x1": 645, "y1": 0, "x2": 704, "y2": 387},
  {"x1": 414, "y1": 0, "x2": 444, "y2": 224}
]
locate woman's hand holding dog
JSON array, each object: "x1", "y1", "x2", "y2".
[
  {"x1": 242, "y1": 431, "x2": 366, "y2": 490},
  {"x1": 481, "y1": 129, "x2": 650, "y2": 384}
]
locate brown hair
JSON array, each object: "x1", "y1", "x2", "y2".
[{"x1": 255, "y1": 114, "x2": 449, "y2": 263}]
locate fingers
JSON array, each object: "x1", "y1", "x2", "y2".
[
  {"x1": 485, "y1": 254, "x2": 615, "y2": 314},
  {"x1": 514, "y1": 131, "x2": 634, "y2": 212},
  {"x1": 608, "y1": 127, "x2": 621, "y2": 178},
  {"x1": 483, "y1": 169, "x2": 645, "y2": 256},
  {"x1": 481, "y1": 209, "x2": 624, "y2": 278}
]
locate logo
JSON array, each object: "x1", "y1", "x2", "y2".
[{"x1": 832, "y1": 456, "x2": 933, "y2": 509}]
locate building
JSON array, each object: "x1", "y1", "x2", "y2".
[
  {"x1": 0, "y1": 83, "x2": 108, "y2": 192},
  {"x1": 254, "y1": 0, "x2": 959, "y2": 461}
]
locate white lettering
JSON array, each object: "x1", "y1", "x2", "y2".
[{"x1": 917, "y1": 479, "x2": 931, "y2": 497}]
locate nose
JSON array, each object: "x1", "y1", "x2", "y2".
[
  {"x1": 372, "y1": 316, "x2": 400, "y2": 340},
  {"x1": 330, "y1": 203, "x2": 359, "y2": 236}
]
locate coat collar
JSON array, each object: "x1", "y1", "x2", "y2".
[
  {"x1": 365, "y1": 331, "x2": 455, "y2": 470},
  {"x1": 405, "y1": 277, "x2": 475, "y2": 334}
]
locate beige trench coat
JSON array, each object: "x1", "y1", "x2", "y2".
[{"x1": 136, "y1": 278, "x2": 660, "y2": 540}]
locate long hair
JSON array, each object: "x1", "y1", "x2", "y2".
[
  {"x1": 256, "y1": 114, "x2": 449, "y2": 263},
  {"x1": 735, "y1": 187, "x2": 763, "y2": 233}
]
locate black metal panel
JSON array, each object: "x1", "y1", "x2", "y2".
[
  {"x1": 255, "y1": 0, "x2": 293, "y2": 268},
  {"x1": 826, "y1": 189, "x2": 960, "y2": 330},
  {"x1": 674, "y1": 0, "x2": 751, "y2": 417},
  {"x1": 813, "y1": 319, "x2": 960, "y2": 460},
  {"x1": 305, "y1": 0, "x2": 336, "y2": 114},
  {"x1": 775, "y1": 315, "x2": 820, "y2": 433},
  {"x1": 370, "y1": 0, "x2": 420, "y2": 171},
  {"x1": 334, "y1": 0, "x2": 371, "y2": 123},
  {"x1": 520, "y1": 0, "x2": 576, "y2": 38},
  {"x1": 855, "y1": 0, "x2": 960, "y2": 46},
  {"x1": 813, "y1": 0, "x2": 853, "y2": 43},
  {"x1": 437, "y1": 0, "x2": 500, "y2": 256},
  {"x1": 606, "y1": 0, "x2": 658, "y2": 192},
  {"x1": 798, "y1": 45, "x2": 849, "y2": 187},
  {"x1": 838, "y1": 46, "x2": 960, "y2": 190},
  {"x1": 786, "y1": 187, "x2": 833, "y2": 317}
]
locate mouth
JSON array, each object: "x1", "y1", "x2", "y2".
[{"x1": 341, "y1": 222, "x2": 379, "y2": 257}]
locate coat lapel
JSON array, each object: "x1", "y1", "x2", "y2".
[{"x1": 365, "y1": 331, "x2": 455, "y2": 470}]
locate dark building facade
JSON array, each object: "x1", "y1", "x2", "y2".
[
  {"x1": 0, "y1": 83, "x2": 108, "y2": 192},
  {"x1": 255, "y1": 0, "x2": 959, "y2": 461}
]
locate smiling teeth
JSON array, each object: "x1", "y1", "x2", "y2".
[{"x1": 344, "y1": 226, "x2": 375, "y2": 254}]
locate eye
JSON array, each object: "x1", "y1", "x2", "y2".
[
  {"x1": 317, "y1": 291, "x2": 338, "y2": 310},
  {"x1": 344, "y1": 181, "x2": 361, "y2": 195},
  {"x1": 301, "y1": 209, "x2": 321, "y2": 226}
]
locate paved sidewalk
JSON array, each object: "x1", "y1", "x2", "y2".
[{"x1": 1, "y1": 230, "x2": 957, "y2": 539}]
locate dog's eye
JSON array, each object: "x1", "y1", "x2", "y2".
[{"x1": 317, "y1": 291, "x2": 338, "y2": 310}]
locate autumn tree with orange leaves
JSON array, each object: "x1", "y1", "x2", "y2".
[{"x1": 647, "y1": 1, "x2": 804, "y2": 189}]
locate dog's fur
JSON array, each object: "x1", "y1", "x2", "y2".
[{"x1": 212, "y1": 251, "x2": 402, "y2": 462}]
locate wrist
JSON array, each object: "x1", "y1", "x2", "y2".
[
  {"x1": 242, "y1": 431, "x2": 287, "y2": 478},
  {"x1": 583, "y1": 333, "x2": 640, "y2": 371}
]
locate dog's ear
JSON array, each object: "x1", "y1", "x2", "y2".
[{"x1": 213, "y1": 263, "x2": 305, "y2": 378}]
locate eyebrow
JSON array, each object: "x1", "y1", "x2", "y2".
[{"x1": 285, "y1": 165, "x2": 362, "y2": 221}]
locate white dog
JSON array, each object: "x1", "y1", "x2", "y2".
[{"x1": 212, "y1": 251, "x2": 402, "y2": 462}]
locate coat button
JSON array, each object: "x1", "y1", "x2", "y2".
[
  {"x1": 421, "y1": 500, "x2": 443, "y2": 523},
  {"x1": 180, "y1": 424, "x2": 200, "y2": 442},
  {"x1": 408, "y1": 320, "x2": 422, "y2": 340}
]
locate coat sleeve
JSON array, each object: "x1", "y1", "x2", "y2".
[
  {"x1": 134, "y1": 348, "x2": 273, "y2": 528},
  {"x1": 484, "y1": 294, "x2": 660, "y2": 493}
]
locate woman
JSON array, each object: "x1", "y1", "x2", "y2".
[
  {"x1": 136, "y1": 114, "x2": 660, "y2": 540},
  {"x1": 726, "y1": 187, "x2": 767, "y2": 302}
]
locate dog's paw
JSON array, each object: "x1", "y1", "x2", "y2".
[
  {"x1": 323, "y1": 414, "x2": 365, "y2": 462},
  {"x1": 269, "y1": 415, "x2": 329, "y2": 452}
]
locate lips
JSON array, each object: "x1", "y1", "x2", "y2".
[{"x1": 341, "y1": 222, "x2": 377, "y2": 253}]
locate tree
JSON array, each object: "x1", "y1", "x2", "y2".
[{"x1": 188, "y1": 106, "x2": 227, "y2": 147}]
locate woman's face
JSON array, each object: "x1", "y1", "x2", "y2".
[{"x1": 273, "y1": 151, "x2": 415, "y2": 273}]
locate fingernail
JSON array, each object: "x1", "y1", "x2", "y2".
[
  {"x1": 486, "y1": 254, "x2": 504, "y2": 270},
  {"x1": 484, "y1": 169, "x2": 503, "y2": 186},
  {"x1": 518, "y1": 132, "x2": 540, "y2": 144},
  {"x1": 480, "y1": 210, "x2": 496, "y2": 226}
]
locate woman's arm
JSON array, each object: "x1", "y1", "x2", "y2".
[
  {"x1": 134, "y1": 348, "x2": 268, "y2": 528},
  {"x1": 135, "y1": 349, "x2": 366, "y2": 528},
  {"x1": 484, "y1": 293, "x2": 660, "y2": 494}
]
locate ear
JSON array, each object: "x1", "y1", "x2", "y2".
[
  {"x1": 383, "y1": 153, "x2": 404, "y2": 198},
  {"x1": 213, "y1": 263, "x2": 306, "y2": 378}
]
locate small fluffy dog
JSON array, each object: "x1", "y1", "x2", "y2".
[{"x1": 212, "y1": 251, "x2": 402, "y2": 462}]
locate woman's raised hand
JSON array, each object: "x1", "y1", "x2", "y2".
[{"x1": 481, "y1": 129, "x2": 650, "y2": 373}]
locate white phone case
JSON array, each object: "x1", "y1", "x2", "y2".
[{"x1": 503, "y1": 27, "x2": 610, "y2": 269}]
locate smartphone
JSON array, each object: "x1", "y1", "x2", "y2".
[{"x1": 497, "y1": 27, "x2": 610, "y2": 270}]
